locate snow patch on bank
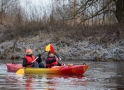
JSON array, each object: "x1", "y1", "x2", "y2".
[{"x1": 0, "y1": 38, "x2": 123, "y2": 61}]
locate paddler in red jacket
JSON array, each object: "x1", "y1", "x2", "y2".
[
  {"x1": 46, "y1": 51, "x2": 62, "y2": 68},
  {"x1": 22, "y1": 48, "x2": 45, "y2": 68}
]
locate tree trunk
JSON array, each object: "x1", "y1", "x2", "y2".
[{"x1": 115, "y1": 0, "x2": 124, "y2": 25}]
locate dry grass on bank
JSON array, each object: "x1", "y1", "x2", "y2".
[
  {"x1": 0, "y1": 18, "x2": 123, "y2": 44},
  {"x1": 49, "y1": 24, "x2": 124, "y2": 45}
]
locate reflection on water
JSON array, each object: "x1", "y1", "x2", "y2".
[
  {"x1": 0, "y1": 60, "x2": 124, "y2": 90},
  {"x1": 5, "y1": 74, "x2": 87, "y2": 90}
]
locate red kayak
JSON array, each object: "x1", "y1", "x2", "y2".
[
  {"x1": 6, "y1": 64, "x2": 23, "y2": 72},
  {"x1": 6, "y1": 64, "x2": 89, "y2": 75}
]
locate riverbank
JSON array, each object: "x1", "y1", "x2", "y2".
[{"x1": 0, "y1": 25, "x2": 124, "y2": 61}]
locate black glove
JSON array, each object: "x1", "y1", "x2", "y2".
[
  {"x1": 37, "y1": 54, "x2": 42, "y2": 63},
  {"x1": 38, "y1": 54, "x2": 41, "y2": 57},
  {"x1": 37, "y1": 54, "x2": 41, "y2": 59}
]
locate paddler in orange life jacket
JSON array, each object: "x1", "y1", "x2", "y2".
[
  {"x1": 22, "y1": 48, "x2": 45, "y2": 68},
  {"x1": 46, "y1": 51, "x2": 62, "y2": 68}
]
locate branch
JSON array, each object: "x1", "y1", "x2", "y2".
[
  {"x1": 78, "y1": 0, "x2": 113, "y2": 26},
  {"x1": 74, "y1": 0, "x2": 96, "y2": 18}
]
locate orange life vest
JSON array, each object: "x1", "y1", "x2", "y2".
[
  {"x1": 46, "y1": 57, "x2": 58, "y2": 68},
  {"x1": 25, "y1": 55, "x2": 36, "y2": 65}
]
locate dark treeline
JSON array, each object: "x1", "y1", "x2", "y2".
[{"x1": 0, "y1": 0, "x2": 123, "y2": 43}]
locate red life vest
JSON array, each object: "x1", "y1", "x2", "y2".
[
  {"x1": 46, "y1": 57, "x2": 58, "y2": 68},
  {"x1": 25, "y1": 55, "x2": 36, "y2": 66}
]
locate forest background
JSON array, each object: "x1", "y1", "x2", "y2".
[{"x1": 0, "y1": 0, "x2": 123, "y2": 61}]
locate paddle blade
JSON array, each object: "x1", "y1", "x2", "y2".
[
  {"x1": 45, "y1": 44, "x2": 55, "y2": 53},
  {"x1": 50, "y1": 44, "x2": 55, "y2": 53},
  {"x1": 16, "y1": 68, "x2": 24, "y2": 74},
  {"x1": 45, "y1": 44, "x2": 50, "y2": 52}
]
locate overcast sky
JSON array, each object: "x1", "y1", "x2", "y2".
[
  {"x1": 20, "y1": 0, "x2": 51, "y2": 8},
  {"x1": 20, "y1": 0, "x2": 52, "y2": 19}
]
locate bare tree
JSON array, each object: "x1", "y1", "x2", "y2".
[
  {"x1": 0, "y1": 0, "x2": 18, "y2": 21},
  {"x1": 65, "y1": 0, "x2": 123, "y2": 26}
]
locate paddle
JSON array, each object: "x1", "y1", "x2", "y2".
[{"x1": 16, "y1": 44, "x2": 50, "y2": 75}]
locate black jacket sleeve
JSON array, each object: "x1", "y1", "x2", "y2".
[
  {"x1": 22, "y1": 58, "x2": 27, "y2": 67},
  {"x1": 22, "y1": 58, "x2": 32, "y2": 67}
]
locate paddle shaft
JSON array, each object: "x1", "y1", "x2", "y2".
[
  {"x1": 54, "y1": 53, "x2": 64, "y2": 64},
  {"x1": 31, "y1": 57, "x2": 38, "y2": 63}
]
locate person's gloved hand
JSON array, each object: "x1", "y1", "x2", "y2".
[
  {"x1": 37, "y1": 54, "x2": 42, "y2": 63},
  {"x1": 56, "y1": 57, "x2": 61, "y2": 61},
  {"x1": 63, "y1": 64, "x2": 66, "y2": 66},
  {"x1": 38, "y1": 54, "x2": 41, "y2": 57},
  {"x1": 58, "y1": 57, "x2": 61, "y2": 61}
]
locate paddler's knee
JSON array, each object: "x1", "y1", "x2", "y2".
[{"x1": 39, "y1": 62, "x2": 45, "y2": 68}]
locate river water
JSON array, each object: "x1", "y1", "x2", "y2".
[{"x1": 0, "y1": 60, "x2": 124, "y2": 90}]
